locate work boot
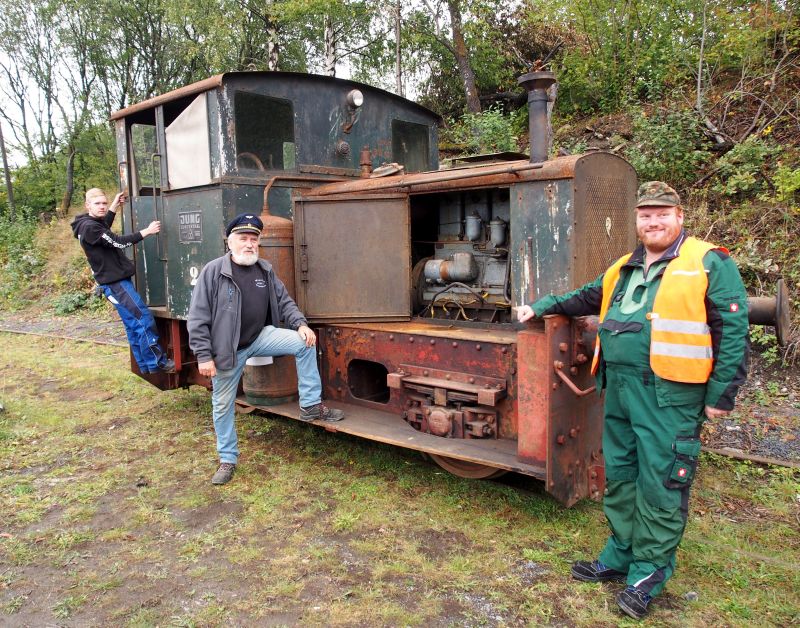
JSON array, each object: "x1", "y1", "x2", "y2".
[
  {"x1": 211, "y1": 462, "x2": 236, "y2": 485},
  {"x1": 299, "y1": 403, "x2": 345, "y2": 422},
  {"x1": 617, "y1": 585, "x2": 653, "y2": 620},
  {"x1": 157, "y1": 358, "x2": 176, "y2": 373},
  {"x1": 571, "y1": 560, "x2": 626, "y2": 582}
]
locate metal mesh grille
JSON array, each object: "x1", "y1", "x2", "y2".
[{"x1": 575, "y1": 175, "x2": 637, "y2": 286}]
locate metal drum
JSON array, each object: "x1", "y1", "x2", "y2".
[{"x1": 242, "y1": 207, "x2": 299, "y2": 406}]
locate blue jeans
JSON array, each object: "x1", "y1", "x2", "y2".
[
  {"x1": 211, "y1": 325, "x2": 322, "y2": 464},
  {"x1": 101, "y1": 279, "x2": 166, "y2": 373}
]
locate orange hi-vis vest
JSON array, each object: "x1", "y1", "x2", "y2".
[{"x1": 591, "y1": 237, "x2": 726, "y2": 384}]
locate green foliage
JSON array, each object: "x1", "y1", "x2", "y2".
[
  {"x1": 712, "y1": 137, "x2": 780, "y2": 198},
  {"x1": 749, "y1": 325, "x2": 779, "y2": 367},
  {"x1": 773, "y1": 165, "x2": 800, "y2": 205},
  {"x1": 550, "y1": 0, "x2": 692, "y2": 113},
  {"x1": 0, "y1": 214, "x2": 45, "y2": 306},
  {"x1": 442, "y1": 107, "x2": 518, "y2": 155},
  {"x1": 624, "y1": 109, "x2": 710, "y2": 186},
  {"x1": 52, "y1": 291, "x2": 92, "y2": 316}
]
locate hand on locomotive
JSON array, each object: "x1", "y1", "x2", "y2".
[{"x1": 517, "y1": 181, "x2": 749, "y2": 620}]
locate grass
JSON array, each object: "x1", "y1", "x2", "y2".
[{"x1": 0, "y1": 332, "x2": 798, "y2": 626}]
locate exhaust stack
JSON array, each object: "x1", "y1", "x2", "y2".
[{"x1": 517, "y1": 71, "x2": 557, "y2": 163}]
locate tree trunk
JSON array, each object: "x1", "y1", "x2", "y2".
[
  {"x1": 267, "y1": 22, "x2": 280, "y2": 70},
  {"x1": 447, "y1": 0, "x2": 481, "y2": 113},
  {"x1": 395, "y1": 0, "x2": 403, "y2": 96},
  {"x1": 323, "y1": 15, "x2": 337, "y2": 77},
  {"x1": 59, "y1": 145, "x2": 76, "y2": 218},
  {"x1": 0, "y1": 120, "x2": 15, "y2": 220}
]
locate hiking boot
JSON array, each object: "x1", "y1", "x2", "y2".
[
  {"x1": 299, "y1": 403, "x2": 345, "y2": 422},
  {"x1": 571, "y1": 560, "x2": 627, "y2": 582},
  {"x1": 211, "y1": 462, "x2": 236, "y2": 485},
  {"x1": 617, "y1": 585, "x2": 652, "y2": 620},
  {"x1": 157, "y1": 358, "x2": 176, "y2": 373}
]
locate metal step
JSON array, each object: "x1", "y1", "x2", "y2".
[{"x1": 236, "y1": 397, "x2": 546, "y2": 479}]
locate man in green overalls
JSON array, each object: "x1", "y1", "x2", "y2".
[{"x1": 517, "y1": 182, "x2": 749, "y2": 619}]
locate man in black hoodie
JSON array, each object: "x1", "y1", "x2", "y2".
[{"x1": 71, "y1": 188, "x2": 174, "y2": 374}]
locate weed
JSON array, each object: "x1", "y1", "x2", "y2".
[
  {"x1": 52, "y1": 594, "x2": 87, "y2": 619},
  {"x1": 331, "y1": 510, "x2": 361, "y2": 532},
  {"x1": 2, "y1": 595, "x2": 25, "y2": 614}
]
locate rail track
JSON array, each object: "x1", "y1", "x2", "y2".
[{"x1": 1, "y1": 324, "x2": 798, "y2": 470}]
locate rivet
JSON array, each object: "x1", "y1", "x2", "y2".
[
  {"x1": 484, "y1": 384, "x2": 490, "y2": 389},
  {"x1": 335, "y1": 328, "x2": 340, "y2": 335},
  {"x1": 570, "y1": 366, "x2": 578, "y2": 375},
  {"x1": 452, "y1": 342, "x2": 458, "y2": 348},
  {"x1": 423, "y1": 370, "x2": 429, "y2": 376},
  {"x1": 446, "y1": 374, "x2": 451, "y2": 380},
  {"x1": 549, "y1": 481, "x2": 555, "y2": 488},
  {"x1": 559, "y1": 342, "x2": 568, "y2": 352},
  {"x1": 430, "y1": 339, "x2": 436, "y2": 345},
  {"x1": 469, "y1": 377, "x2": 475, "y2": 384},
  {"x1": 336, "y1": 368, "x2": 341, "y2": 374},
  {"x1": 389, "y1": 335, "x2": 394, "y2": 341},
  {"x1": 370, "y1": 333, "x2": 375, "y2": 339},
  {"x1": 337, "y1": 387, "x2": 342, "y2": 392},
  {"x1": 409, "y1": 337, "x2": 414, "y2": 343},
  {"x1": 475, "y1": 344, "x2": 481, "y2": 351},
  {"x1": 569, "y1": 428, "x2": 577, "y2": 438},
  {"x1": 501, "y1": 347, "x2": 508, "y2": 354},
  {"x1": 590, "y1": 471, "x2": 597, "y2": 479},
  {"x1": 556, "y1": 435, "x2": 565, "y2": 445},
  {"x1": 552, "y1": 383, "x2": 558, "y2": 390}
]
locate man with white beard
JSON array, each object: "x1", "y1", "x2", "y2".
[{"x1": 188, "y1": 213, "x2": 344, "y2": 485}]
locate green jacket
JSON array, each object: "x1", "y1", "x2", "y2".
[{"x1": 530, "y1": 232, "x2": 749, "y2": 410}]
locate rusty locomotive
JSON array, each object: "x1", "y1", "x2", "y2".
[{"x1": 110, "y1": 71, "x2": 789, "y2": 506}]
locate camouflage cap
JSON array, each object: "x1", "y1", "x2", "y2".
[{"x1": 636, "y1": 181, "x2": 681, "y2": 208}]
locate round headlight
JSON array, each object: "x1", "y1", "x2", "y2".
[{"x1": 347, "y1": 89, "x2": 364, "y2": 108}]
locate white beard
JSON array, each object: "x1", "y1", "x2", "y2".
[{"x1": 231, "y1": 251, "x2": 259, "y2": 266}]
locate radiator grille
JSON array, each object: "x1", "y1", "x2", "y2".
[{"x1": 575, "y1": 175, "x2": 637, "y2": 286}]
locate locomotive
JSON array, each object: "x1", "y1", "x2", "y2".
[{"x1": 110, "y1": 71, "x2": 789, "y2": 506}]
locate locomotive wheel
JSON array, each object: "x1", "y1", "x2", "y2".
[{"x1": 428, "y1": 454, "x2": 507, "y2": 479}]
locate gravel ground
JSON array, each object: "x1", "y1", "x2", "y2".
[{"x1": 1, "y1": 309, "x2": 798, "y2": 464}]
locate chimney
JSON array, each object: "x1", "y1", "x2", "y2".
[{"x1": 517, "y1": 71, "x2": 557, "y2": 163}]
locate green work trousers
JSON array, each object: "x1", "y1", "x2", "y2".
[{"x1": 598, "y1": 364, "x2": 704, "y2": 597}]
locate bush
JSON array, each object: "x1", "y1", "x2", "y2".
[
  {"x1": 52, "y1": 291, "x2": 91, "y2": 315},
  {"x1": 624, "y1": 109, "x2": 710, "y2": 186},
  {"x1": 442, "y1": 107, "x2": 519, "y2": 155},
  {"x1": 773, "y1": 164, "x2": 800, "y2": 205},
  {"x1": 712, "y1": 137, "x2": 780, "y2": 198},
  {"x1": 0, "y1": 213, "x2": 45, "y2": 307}
]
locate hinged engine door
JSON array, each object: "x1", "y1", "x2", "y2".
[{"x1": 294, "y1": 193, "x2": 411, "y2": 322}]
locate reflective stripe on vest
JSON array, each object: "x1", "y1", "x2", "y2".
[{"x1": 591, "y1": 237, "x2": 725, "y2": 384}]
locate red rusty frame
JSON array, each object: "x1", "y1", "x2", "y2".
[{"x1": 318, "y1": 322, "x2": 518, "y2": 439}]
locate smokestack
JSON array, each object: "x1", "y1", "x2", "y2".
[{"x1": 517, "y1": 71, "x2": 557, "y2": 163}]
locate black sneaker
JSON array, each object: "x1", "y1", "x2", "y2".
[
  {"x1": 157, "y1": 358, "x2": 176, "y2": 373},
  {"x1": 571, "y1": 560, "x2": 627, "y2": 582},
  {"x1": 617, "y1": 585, "x2": 652, "y2": 620},
  {"x1": 299, "y1": 403, "x2": 345, "y2": 422},
  {"x1": 211, "y1": 462, "x2": 236, "y2": 485}
]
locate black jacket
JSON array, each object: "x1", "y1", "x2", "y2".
[{"x1": 71, "y1": 211, "x2": 143, "y2": 284}]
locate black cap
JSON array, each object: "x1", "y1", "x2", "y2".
[{"x1": 225, "y1": 213, "x2": 263, "y2": 237}]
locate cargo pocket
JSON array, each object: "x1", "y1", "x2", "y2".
[{"x1": 664, "y1": 436, "x2": 701, "y2": 489}]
